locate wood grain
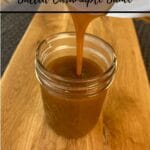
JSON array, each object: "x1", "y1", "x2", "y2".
[{"x1": 2, "y1": 13, "x2": 150, "y2": 150}]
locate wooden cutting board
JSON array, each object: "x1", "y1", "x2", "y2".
[{"x1": 2, "y1": 13, "x2": 150, "y2": 150}]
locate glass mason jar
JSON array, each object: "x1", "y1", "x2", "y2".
[{"x1": 35, "y1": 32, "x2": 117, "y2": 138}]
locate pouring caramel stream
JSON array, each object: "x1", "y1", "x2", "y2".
[{"x1": 71, "y1": 14, "x2": 99, "y2": 76}]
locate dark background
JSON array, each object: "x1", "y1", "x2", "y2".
[{"x1": 1, "y1": 13, "x2": 150, "y2": 79}]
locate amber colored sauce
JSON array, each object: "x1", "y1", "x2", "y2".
[
  {"x1": 41, "y1": 85, "x2": 107, "y2": 138},
  {"x1": 41, "y1": 57, "x2": 106, "y2": 138},
  {"x1": 41, "y1": 56, "x2": 106, "y2": 138},
  {"x1": 46, "y1": 56, "x2": 103, "y2": 79},
  {"x1": 71, "y1": 14, "x2": 99, "y2": 76}
]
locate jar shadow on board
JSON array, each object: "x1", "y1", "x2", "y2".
[{"x1": 35, "y1": 32, "x2": 117, "y2": 138}]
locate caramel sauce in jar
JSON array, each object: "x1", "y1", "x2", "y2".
[
  {"x1": 41, "y1": 56, "x2": 106, "y2": 138},
  {"x1": 35, "y1": 33, "x2": 116, "y2": 138}
]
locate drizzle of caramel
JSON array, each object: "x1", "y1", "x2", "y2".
[{"x1": 71, "y1": 14, "x2": 99, "y2": 75}]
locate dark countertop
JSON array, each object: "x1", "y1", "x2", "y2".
[{"x1": 1, "y1": 13, "x2": 150, "y2": 79}]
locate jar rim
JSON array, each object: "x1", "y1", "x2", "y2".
[{"x1": 36, "y1": 32, "x2": 117, "y2": 83}]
